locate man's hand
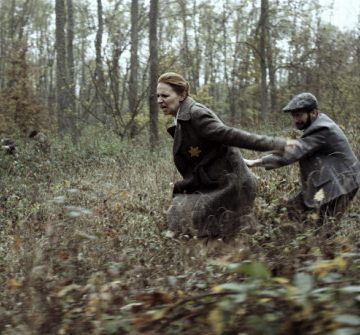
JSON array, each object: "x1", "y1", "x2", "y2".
[{"x1": 244, "y1": 158, "x2": 263, "y2": 168}]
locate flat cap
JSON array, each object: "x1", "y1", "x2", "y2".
[{"x1": 282, "y1": 92, "x2": 318, "y2": 113}]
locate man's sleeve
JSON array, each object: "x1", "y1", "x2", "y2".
[
  {"x1": 262, "y1": 128, "x2": 328, "y2": 170},
  {"x1": 191, "y1": 108, "x2": 286, "y2": 152}
]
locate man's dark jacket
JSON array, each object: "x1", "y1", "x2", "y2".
[
  {"x1": 166, "y1": 96, "x2": 286, "y2": 237},
  {"x1": 262, "y1": 113, "x2": 360, "y2": 207}
]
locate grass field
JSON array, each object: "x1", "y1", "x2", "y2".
[{"x1": 1, "y1": 129, "x2": 359, "y2": 334}]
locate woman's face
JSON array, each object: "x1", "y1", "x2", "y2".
[{"x1": 157, "y1": 82, "x2": 184, "y2": 117}]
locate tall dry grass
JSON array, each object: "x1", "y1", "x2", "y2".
[{"x1": 0, "y1": 126, "x2": 359, "y2": 334}]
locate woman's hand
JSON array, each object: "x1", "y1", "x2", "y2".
[
  {"x1": 244, "y1": 158, "x2": 263, "y2": 168},
  {"x1": 284, "y1": 139, "x2": 302, "y2": 155}
]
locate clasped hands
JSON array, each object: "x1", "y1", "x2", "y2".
[{"x1": 244, "y1": 139, "x2": 301, "y2": 168}]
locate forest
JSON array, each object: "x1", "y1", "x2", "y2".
[{"x1": 0, "y1": 0, "x2": 360, "y2": 334}]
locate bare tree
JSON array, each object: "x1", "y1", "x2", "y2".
[
  {"x1": 259, "y1": 0, "x2": 269, "y2": 119},
  {"x1": 55, "y1": 0, "x2": 71, "y2": 135},
  {"x1": 94, "y1": 0, "x2": 105, "y2": 116},
  {"x1": 178, "y1": 0, "x2": 196, "y2": 93},
  {"x1": 67, "y1": 0, "x2": 77, "y2": 141},
  {"x1": 149, "y1": 0, "x2": 159, "y2": 150},
  {"x1": 129, "y1": 0, "x2": 139, "y2": 138},
  {"x1": 0, "y1": 0, "x2": 7, "y2": 90}
]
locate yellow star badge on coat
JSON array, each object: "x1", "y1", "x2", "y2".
[{"x1": 189, "y1": 146, "x2": 201, "y2": 157}]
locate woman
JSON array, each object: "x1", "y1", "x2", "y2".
[{"x1": 157, "y1": 72, "x2": 297, "y2": 238}]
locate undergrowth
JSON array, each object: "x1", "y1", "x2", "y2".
[{"x1": 0, "y1": 127, "x2": 359, "y2": 335}]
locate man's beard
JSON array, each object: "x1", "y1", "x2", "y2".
[{"x1": 295, "y1": 113, "x2": 312, "y2": 130}]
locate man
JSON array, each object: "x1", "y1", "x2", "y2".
[{"x1": 245, "y1": 92, "x2": 360, "y2": 225}]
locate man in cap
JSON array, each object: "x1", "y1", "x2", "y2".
[{"x1": 245, "y1": 92, "x2": 360, "y2": 226}]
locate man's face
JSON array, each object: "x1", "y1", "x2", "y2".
[{"x1": 290, "y1": 110, "x2": 312, "y2": 130}]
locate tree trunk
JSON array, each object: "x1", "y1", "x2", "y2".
[
  {"x1": 78, "y1": 3, "x2": 89, "y2": 121},
  {"x1": 67, "y1": 0, "x2": 77, "y2": 141},
  {"x1": 95, "y1": 0, "x2": 105, "y2": 116},
  {"x1": 55, "y1": 0, "x2": 71, "y2": 135},
  {"x1": 229, "y1": 9, "x2": 242, "y2": 125},
  {"x1": 0, "y1": 0, "x2": 6, "y2": 90},
  {"x1": 9, "y1": 0, "x2": 16, "y2": 41},
  {"x1": 221, "y1": 2, "x2": 231, "y2": 121},
  {"x1": 179, "y1": 0, "x2": 195, "y2": 92},
  {"x1": 191, "y1": 0, "x2": 200, "y2": 93},
  {"x1": 266, "y1": 10, "x2": 277, "y2": 114},
  {"x1": 149, "y1": 0, "x2": 159, "y2": 150},
  {"x1": 129, "y1": 0, "x2": 139, "y2": 138},
  {"x1": 259, "y1": 0, "x2": 268, "y2": 120}
]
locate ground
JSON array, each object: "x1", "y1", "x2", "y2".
[{"x1": 0, "y1": 134, "x2": 359, "y2": 334}]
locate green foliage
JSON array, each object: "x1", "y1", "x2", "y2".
[
  {"x1": 192, "y1": 84, "x2": 214, "y2": 107},
  {"x1": 0, "y1": 41, "x2": 52, "y2": 137}
]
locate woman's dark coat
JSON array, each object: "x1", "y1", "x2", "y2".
[{"x1": 167, "y1": 97, "x2": 286, "y2": 237}]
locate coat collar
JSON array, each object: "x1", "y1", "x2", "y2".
[
  {"x1": 171, "y1": 97, "x2": 194, "y2": 156},
  {"x1": 176, "y1": 96, "x2": 195, "y2": 121},
  {"x1": 166, "y1": 96, "x2": 195, "y2": 138},
  {"x1": 303, "y1": 113, "x2": 332, "y2": 136}
]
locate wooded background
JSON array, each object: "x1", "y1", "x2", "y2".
[
  {"x1": 1, "y1": 2, "x2": 360, "y2": 334},
  {"x1": 0, "y1": 0, "x2": 359, "y2": 146}
]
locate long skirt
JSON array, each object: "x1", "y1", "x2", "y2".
[{"x1": 167, "y1": 171, "x2": 257, "y2": 238}]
